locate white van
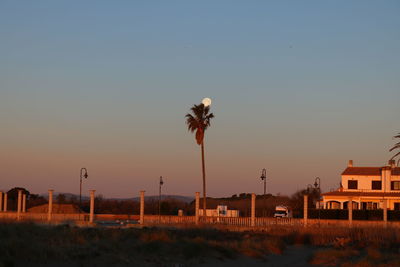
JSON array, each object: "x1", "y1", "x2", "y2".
[{"x1": 274, "y1": 205, "x2": 292, "y2": 218}]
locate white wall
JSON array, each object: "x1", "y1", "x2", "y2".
[{"x1": 342, "y1": 175, "x2": 383, "y2": 191}]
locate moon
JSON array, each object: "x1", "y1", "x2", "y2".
[{"x1": 202, "y1": 97, "x2": 212, "y2": 107}]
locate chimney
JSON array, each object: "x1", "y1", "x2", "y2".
[
  {"x1": 389, "y1": 159, "x2": 395, "y2": 168},
  {"x1": 348, "y1": 160, "x2": 353, "y2": 167}
]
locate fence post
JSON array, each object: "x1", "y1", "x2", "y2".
[
  {"x1": 89, "y1": 190, "x2": 95, "y2": 223},
  {"x1": 48, "y1": 190, "x2": 54, "y2": 222},
  {"x1": 140, "y1": 190, "x2": 145, "y2": 224},
  {"x1": 303, "y1": 194, "x2": 308, "y2": 226},
  {"x1": 251, "y1": 193, "x2": 256, "y2": 227},
  {"x1": 195, "y1": 192, "x2": 200, "y2": 225},
  {"x1": 3, "y1": 193, "x2": 7, "y2": 212},
  {"x1": 383, "y1": 199, "x2": 387, "y2": 228},
  {"x1": 0, "y1": 192, "x2": 2, "y2": 212},
  {"x1": 17, "y1": 190, "x2": 22, "y2": 220},
  {"x1": 348, "y1": 197, "x2": 353, "y2": 227},
  {"x1": 22, "y1": 194, "x2": 26, "y2": 213}
]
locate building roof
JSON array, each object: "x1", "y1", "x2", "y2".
[
  {"x1": 322, "y1": 191, "x2": 400, "y2": 197},
  {"x1": 342, "y1": 167, "x2": 400, "y2": 176}
]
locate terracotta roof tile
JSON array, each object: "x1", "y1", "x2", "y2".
[
  {"x1": 341, "y1": 167, "x2": 400, "y2": 176},
  {"x1": 342, "y1": 167, "x2": 382, "y2": 176}
]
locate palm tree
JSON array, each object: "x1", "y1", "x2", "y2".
[
  {"x1": 185, "y1": 103, "x2": 214, "y2": 216},
  {"x1": 390, "y1": 133, "x2": 400, "y2": 166}
]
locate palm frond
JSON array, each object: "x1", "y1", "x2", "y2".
[
  {"x1": 391, "y1": 151, "x2": 400, "y2": 160},
  {"x1": 185, "y1": 114, "x2": 199, "y2": 133},
  {"x1": 185, "y1": 103, "x2": 214, "y2": 145},
  {"x1": 389, "y1": 133, "x2": 400, "y2": 160},
  {"x1": 389, "y1": 143, "x2": 400, "y2": 152}
]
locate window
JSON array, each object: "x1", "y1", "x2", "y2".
[
  {"x1": 361, "y1": 202, "x2": 378, "y2": 210},
  {"x1": 395, "y1": 203, "x2": 400, "y2": 211},
  {"x1": 348, "y1": 180, "x2": 358, "y2": 189},
  {"x1": 391, "y1": 181, "x2": 400, "y2": 190},
  {"x1": 372, "y1": 181, "x2": 382, "y2": 190}
]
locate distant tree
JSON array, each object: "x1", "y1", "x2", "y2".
[
  {"x1": 239, "y1": 193, "x2": 247, "y2": 199},
  {"x1": 160, "y1": 201, "x2": 171, "y2": 215},
  {"x1": 57, "y1": 194, "x2": 66, "y2": 204},
  {"x1": 290, "y1": 188, "x2": 321, "y2": 217},
  {"x1": 185, "y1": 103, "x2": 214, "y2": 215},
  {"x1": 69, "y1": 195, "x2": 78, "y2": 204},
  {"x1": 27, "y1": 194, "x2": 47, "y2": 209},
  {"x1": 390, "y1": 133, "x2": 400, "y2": 165},
  {"x1": 7, "y1": 187, "x2": 30, "y2": 200},
  {"x1": 6, "y1": 187, "x2": 30, "y2": 211}
]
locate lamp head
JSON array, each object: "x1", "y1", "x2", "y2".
[
  {"x1": 80, "y1": 168, "x2": 88, "y2": 179},
  {"x1": 260, "y1": 168, "x2": 266, "y2": 180}
]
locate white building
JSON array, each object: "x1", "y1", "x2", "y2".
[
  {"x1": 322, "y1": 160, "x2": 400, "y2": 210},
  {"x1": 198, "y1": 205, "x2": 239, "y2": 217}
]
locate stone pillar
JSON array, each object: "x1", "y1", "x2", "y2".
[
  {"x1": 195, "y1": 192, "x2": 200, "y2": 225},
  {"x1": 22, "y1": 194, "x2": 26, "y2": 213},
  {"x1": 48, "y1": 190, "x2": 54, "y2": 222},
  {"x1": 0, "y1": 192, "x2": 3, "y2": 212},
  {"x1": 303, "y1": 194, "x2": 308, "y2": 226},
  {"x1": 348, "y1": 197, "x2": 353, "y2": 227},
  {"x1": 17, "y1": 190, "x2": 22, "y2": 220},
  {"x1": 3, "y1": 193, "x2": 7, "y2": 212},
  {"x1": 251, "y1": 193, "x2": 256, "y2": 227},
  {"x1": 139, "y1": 190, "x2": 145, "y2": 225},
  {"x1": 89, "y1": 190, "x2": 95, "y2": 223},
  {"x1": 383, "y1": 199, "x2": 388, "y2": 227}
]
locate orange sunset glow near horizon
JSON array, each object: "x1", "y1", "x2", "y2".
[{"x1": 1, "y1": 2, "x2": 399, "y2": 198}]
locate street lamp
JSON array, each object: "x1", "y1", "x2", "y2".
[
  {"x1": 313, "y1": 177, "x2": 321, "y2": 207},
  {"x1": 314, "y1": 177, "x2": 321, "y2": 192},
  {"x1": 79, "y1": 168, "x2": 88, "y2": 219},
  {"x1": 260, "y1": 168, "x2": 267, "y2": 195},
  {"x1": 260, "y1": 169, "x2": 267, "y2": 217},
  {"x1": 159, "y1": 176, "x2": 164, "y2": 219},
  {"x1": 313, "y1": 177, "x2": 321, "y2": 222}
]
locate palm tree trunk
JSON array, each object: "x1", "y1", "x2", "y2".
[{"x1": 201, "y1": 142, "x2": 206, "y2": 216}]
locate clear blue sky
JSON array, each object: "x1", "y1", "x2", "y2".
[{"x1": 1, "y1": 1, "x2": 399, "y2": 197}]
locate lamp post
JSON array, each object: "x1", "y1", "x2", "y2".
[
  {"x1": 313, "y1": 177, "x2": 321, "y2": 223},
  {"x1": 260, "y1": 168, "x2": 267, "y2": 195},
  {"x1": 79, "y1": 168, "x2": 88, "y2": 220},
  {"x1": 158, "y1": 176, "x2": 164, "y2": 220},
  {"x1": 260, "y1": 168, "x2": 267, "y2": 216},
  {"x1": 313, "y1": 177, "x2": 321, "y2": 207}
]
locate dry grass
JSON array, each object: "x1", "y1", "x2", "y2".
[
  {"x1": 0, "y1": 223, "x2": 399, "y2": 266},
  {"x1": 0, "y1": 223, "x2": 285, "y2": 265}
]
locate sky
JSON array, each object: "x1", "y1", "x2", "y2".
[{"x1": 1, "y1": 1, "x2": 399, "y2": 198}]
